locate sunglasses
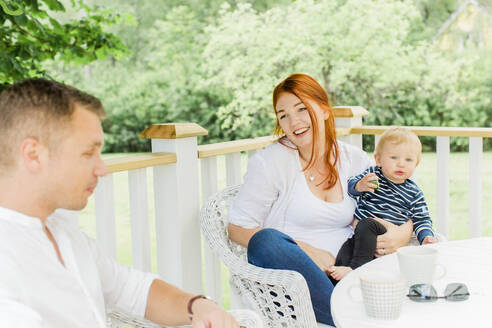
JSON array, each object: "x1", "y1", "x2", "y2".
[{"x1": 407, "y1": 283, "x2": 470, "y2": 302}]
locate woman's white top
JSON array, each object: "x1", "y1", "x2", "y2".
[
  {"x1": 0, "y1": 207, "x2": 158, "y2": 328},
  {"x1": 228, "y1": 139, "x2": 371, "y2": 255},
  {"x1": 283, "y1": 169, "x2": 357, "y2": 256}
]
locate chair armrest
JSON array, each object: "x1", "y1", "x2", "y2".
[
  {"x1": 226, "y1": 256, "x2": 317, "y2": 326},
  {"x1": 107, "y1": 309, "x2": 160, "y2": 328},
  {"x1": 228, "y1": 309, "x2": 263, "y2": 327},
  {"x1": 199, "y1": 185, "x2": 317, "y2": 326},
  {"x1": 107, "y1": 308, "x2": 263, "y2": 327}
]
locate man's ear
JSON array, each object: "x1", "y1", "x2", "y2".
[
  {"x1": 374, "y1": 153, "x2": 381, "y2": 167},
  {"x1": 19, "y1": 137, "x2": 46, "y2": 172}
]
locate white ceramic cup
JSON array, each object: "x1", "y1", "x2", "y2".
[
  {"x1": 397, "y1": 246, "x2": 446, "y2": 285},
  {"x1": 348, "y1": 270, "x2": 407, "y2": 320}
]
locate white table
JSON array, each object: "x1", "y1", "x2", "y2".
[{"x1": 331, "y1": 238, "x2": 492, "y2": 328}]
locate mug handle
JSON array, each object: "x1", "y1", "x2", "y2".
[
  {"x1": 434, "y1": 264, "x2": 446, "y2": 280},
  {"x1": 347, "y1": 284, "x2": 363, "y2": 303}
]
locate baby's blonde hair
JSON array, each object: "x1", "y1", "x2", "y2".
[{"x1": 375, "y1": 127, "x2": 422, "y2": 162}]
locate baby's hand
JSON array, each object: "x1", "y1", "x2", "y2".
[
  {"x1": 355, "y1": 173, "x2": 378, "y2": 193},
  {"x1": 422, "y1": 236, "x2": 438, "y2": 244}
]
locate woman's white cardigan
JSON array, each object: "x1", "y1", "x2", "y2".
[{"x1": 228, "y1": 139, "x2": 371, "y2": 230}]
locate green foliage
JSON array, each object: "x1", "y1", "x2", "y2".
[
  {"x1": 202, "y1": 0, "x2": 492, "y2": 150},
  {"x1": 408, "y1": 0, "x2": 459, "y2": 41},
  {"x1": 0, "y1": 0, "x2": 127, "y2": 89},
  {"x1": 203, "y1": 0, "x2": 425, "y2": 131},
  {"x1": 43, "y1": 0, "x2": 491, "y2": 152}
]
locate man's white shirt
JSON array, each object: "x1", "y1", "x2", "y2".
[{"x1": 0, "y1": 206, "x2": 158, "y2": 328}]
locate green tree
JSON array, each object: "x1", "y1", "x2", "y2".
[
  {"x1": 45, "y1": 0, "x2": 294, "y2": 150},
  {"x1": 203, "y1": 0, "x2": 424, "y2": 132},
  {"x1": 0, "y1": 0, "x2": 126, "y2": 89},
  {"x1": 44, "y1": 0, "x2": 492, "y2": 152},
  {"x1": 202, "y1": 0, "x2": 492, "y2": 150}
]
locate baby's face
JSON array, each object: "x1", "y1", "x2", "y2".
[{"x1": 375, "y1": 142, "x2": 420, "y2": 184}]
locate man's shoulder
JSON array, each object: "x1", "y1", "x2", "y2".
[
  {"x1": 0, "y1": 216, "x2": 34, "y2": 248},
  {"x1": 48, "y1": 209, "x2": 81, "y2": 229},
  {"x1": 0, "y1": 224, "x2": 18, "y2": 257},
  {"x1": 0, "y1": 221, "x2": 32, "y2": 281},
  {"x1": 48, "y1": 209, "x2": 93, "y2": 245}
]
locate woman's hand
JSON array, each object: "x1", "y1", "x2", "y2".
[
  {"x1": 373, "y1": 219, "x2": 413, "y2": 256},
  {"x1": 296, "y1": 240, "x2": 335, "y2": 273}
]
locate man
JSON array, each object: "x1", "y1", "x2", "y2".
[{"x1": 0, "y1": 79, "x2": 239, "y2": 327}]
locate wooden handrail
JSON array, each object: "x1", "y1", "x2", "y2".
[
  {"x1": 197, "y1": 128, "x2": 352, "y2": 158},
  {"x1": 102, "y1": 126, "x2": 492, "y2": 171},
  {"x1": 351, "y1": 126, "x2": 492, "y2": 138},
  {"x1": 198, "y1": 136, "x2": 278, "y2": 158},
  {"x1": 139, "y1": 123, "x2": 208, "y2": 139},
  {"x1": 105, "y1": 152, "x2": 177, "y2": 173},
  {"x1": 333, "y1": 106, "x2": 369, "y2": 118}
]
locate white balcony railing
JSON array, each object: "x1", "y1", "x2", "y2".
[{"x1": 85, "y1": 107, "x2": 491, "y2": 307}]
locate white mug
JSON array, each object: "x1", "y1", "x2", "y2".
[
  {"x1": 348, "y1": 270, "x2": 407, "y2": 320},
  {"x1": 397, "y1": 246, "x2": 446, "y2": 285}
]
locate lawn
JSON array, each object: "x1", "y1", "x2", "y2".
[{"x1": 77, "y1": 151, "x2": 492, "y2": 308}]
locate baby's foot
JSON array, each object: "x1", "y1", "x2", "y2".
[{"x1": 329, "y1": 266, "x2": 352, "y2": 280}]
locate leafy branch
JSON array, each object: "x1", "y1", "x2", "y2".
[
  {"x1": 0, "y1": 0, "x2": 127, "y2": 87},
  {"x1": 0, "y1": 0, "x2": 22, "y2": 15}
]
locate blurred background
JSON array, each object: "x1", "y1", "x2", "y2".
[{"x1": 2, "y1": 0, "x2": 491, "y2": 152}]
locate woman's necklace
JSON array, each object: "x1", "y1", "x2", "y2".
[
  {"x1": 307, "y1": 167, "x2": 326, "y2": 183},
  {"x1": 300, "y1": 152, "x2": 324, "y2": 183}
]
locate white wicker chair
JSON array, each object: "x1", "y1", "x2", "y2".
[
  {"x1": 200, "y1": 185, "x2": 319, "y2": 328},
  {"x1": 107, "y1": 308, "x2": 263, "y2": 327},
  {"x1": 199, "y1": 185, "x2": 447, "y2": 328}
]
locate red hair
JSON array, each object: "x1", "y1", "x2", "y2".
[{"x1": 272, "y1": 73, "x2": 339, "y2": 189}]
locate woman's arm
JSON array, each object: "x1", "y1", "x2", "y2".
[
  {"x1": 229, "y1": 223, "x2": 336, "y2": 272},
  {"x1": 373, "y1": 219, "x2": 413, "y2": 256},
  {"x1": 296, "y1": 240, "x2": 336, "y2": 272},
  {"x1": 228, "y1": 223, "x2": 261, "y2": 248},
  {"x1": 228, "y1": 149, "x2": 280, "y2": 235}
]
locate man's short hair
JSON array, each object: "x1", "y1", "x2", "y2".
[
  {"x1": 0, "y1": 78, "x2": 106, "y2": 170},
  {"x1": 375, "y1": 127, "x2": 422, "y2": 162}
]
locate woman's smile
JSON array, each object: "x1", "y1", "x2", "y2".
[{"x1": 293, "y1": 127, "x2": 310, "y2": 136}]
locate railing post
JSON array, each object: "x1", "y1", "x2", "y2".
[
  {"x1": 128, "y1": 168, "x2": 151, "y2": 272},
  {"x1": 152, "y1": 164, "x2": 181, "y2": 286},
  {"x1": 469, "y1": 137, "x2": 482, "y2": 237},
  {"x1": 200, "y1": 156, "x2": 223, "y2": 305},
  {"x1": 436, "y1": 136, "x2": 450, "y2": 239},
  {"x1": 140, "y1": 123, "x2": 208, "y2": 294},
  {"x1": 333, "y1": 106, "x2": 369, "y2": 149},
  {"x1": 94, "y1": 174, "x2": 117, "y2": 259}
]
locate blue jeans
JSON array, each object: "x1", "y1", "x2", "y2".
[{"x1": 247, "y1": 228, "x2": 335, "y2": 326}]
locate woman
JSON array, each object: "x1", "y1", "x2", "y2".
[{"x1": 227, "y1": 73, "x2": 412, "y2": 326}]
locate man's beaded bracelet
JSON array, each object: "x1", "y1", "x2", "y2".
[{"x1": 187, "y1": 294, "x2": 213, "y2": 319}]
